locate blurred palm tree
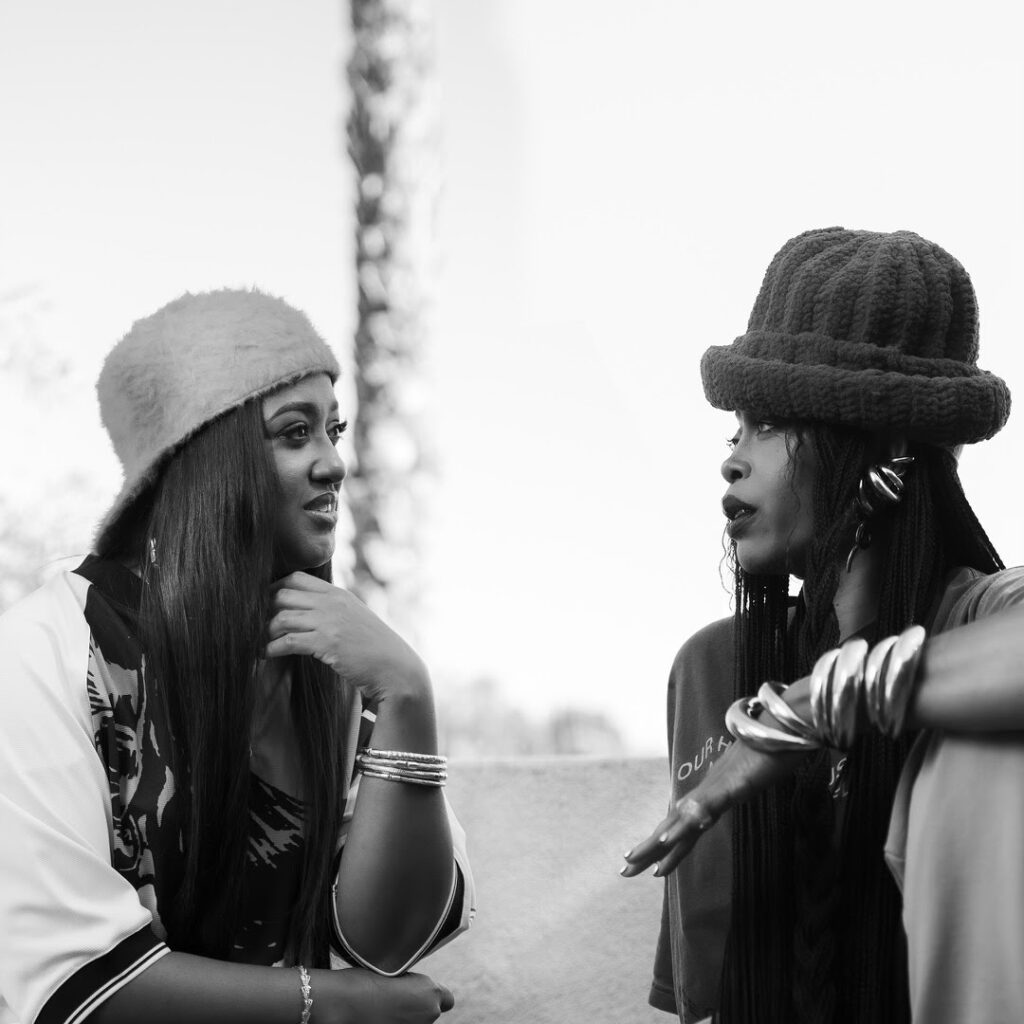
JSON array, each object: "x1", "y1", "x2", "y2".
[{"x1": 345, "y1": 0, "x2": 439, "y2": 639}]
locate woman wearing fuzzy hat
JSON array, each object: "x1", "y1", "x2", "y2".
[
  {"x1": 0, "y1": 290, "x2": 473, "y2": 1024},
  {"x1": 621, "y1": 228, "x2": 1022, "y2": 1023}
]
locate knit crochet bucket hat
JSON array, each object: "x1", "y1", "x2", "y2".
[
  {"x1": 95, "y1": 287, "x2": 341, "y2": 552},
  {"x1": 700, "y1": 227, "x2": 1011, "y2": 446}
]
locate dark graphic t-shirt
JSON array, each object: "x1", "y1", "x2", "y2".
[{"x1": 650, "y1": 567, "x2": 1024, "y2": 1023}]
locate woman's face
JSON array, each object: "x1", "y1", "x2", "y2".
[
  {"x1": 720, "y1": 412, "x2": 816, "y2": 578},
  {"x1": 263, "y1": 373, "x2": 347, "y2": 573}
]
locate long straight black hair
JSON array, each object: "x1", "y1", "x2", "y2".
[
  {"x1": 99, "y1": 396, "x2": 351, "y2": 966},
  {"x1": 719, "y1": 423, "x2": 1002, "y2": 1024}
]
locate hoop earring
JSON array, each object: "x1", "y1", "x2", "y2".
[{"x1": 845, "y1": 455, "x2": 914, "y2": 573}]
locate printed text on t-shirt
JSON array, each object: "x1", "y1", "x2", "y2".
[{"x1": 676, "y1": 734, "x2": 732, "y2": 782}]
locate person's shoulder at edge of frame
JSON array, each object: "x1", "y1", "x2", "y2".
[{"x1": 669, "y1": 614, "x2": 734, "y2": 684}]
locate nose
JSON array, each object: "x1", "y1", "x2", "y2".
[
  {"x1": 721, "y1": 449, "x2": 749, "y2": 484},
  {"x1": 313, "y1": 441, "x2": 347, "y2": 486}
]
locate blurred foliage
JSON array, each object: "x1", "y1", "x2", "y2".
[
  {"x1": 345, "y1": 0, "x2": 439, "y2": 638},
  {"x1": 0, "y1": 289, "x2": 103, "y2": 613},
  {"x1": 342, "y1": 9, "x2": 626, "y2": 751}
]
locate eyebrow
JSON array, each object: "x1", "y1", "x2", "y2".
[{"x1": 264, "y1": 400, "x2": 341, "y2": 421}]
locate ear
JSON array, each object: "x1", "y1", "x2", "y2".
[
  {"x1": 867, "y1": 431, "x2": 908, "y2": 463},
  {"x1": 884, "y1": 434, "x2": 909, "y2": 461}
]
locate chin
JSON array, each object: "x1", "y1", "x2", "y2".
[
  {"x1": 278, "y1": 543, "x2": 335, "y2": 575},
  {"x1": 300, "y1": 547, "x2": 335, "y2": 572},
  {"x1": 735, "y1": 547, "x2": 789, "y2": 578}
]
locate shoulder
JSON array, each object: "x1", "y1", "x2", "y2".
[
  {"x1": 0, "y1": 570, "x2": 91, "y2": 658},
  {"x1": 934, "y1": 565, "x2": 1024, "y2": 631},
  {"x1": 669, "y1": 615, "x2": 733, "y2": 681},
  {"x1": 665, "y1": 616, "x2": 736, "y2": 795},
  {"x1": 0, "y1": 571, "x2": 93, "y2": 727},
  {"x1": 666, "y1": 615, "x2": 734, "y2": 725}
]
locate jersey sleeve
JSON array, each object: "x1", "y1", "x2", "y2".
[
  {"x1": 0, "y1": 574, "x2": 169, "y2": 1024},
  {"x1": 329, "y1": 779, "x2": 476, "y2": 975},
  {"x1": 329, "y1": 699, "x2": 475, "y2": 974}
]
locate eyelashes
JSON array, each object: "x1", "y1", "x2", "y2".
[
  {"x1": 280, "y1": 419, "x2": 349, "y2": 445},
  {"x1": 726, "y1": 422, "x2": 777, "y2": 450}
]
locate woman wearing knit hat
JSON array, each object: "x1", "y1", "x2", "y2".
[
  {"x1": 0, "y1": 290, "x2": 473, "y2": 1024},
  {"x1": 621, "y1": 228, "x2": 1022, "y2": 1024}
]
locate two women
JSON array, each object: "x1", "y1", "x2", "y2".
[
  {"x1": 623, "y1": 227, "x2": 1022, "y2": 1023},
  {"x1": 4, "y1": 234, "x2": 1020, "y2": 1024},
  {"x1": 0, "y1": 289, "x2": 473, "y2": 1024}
]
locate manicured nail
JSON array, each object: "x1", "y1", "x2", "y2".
[
  {"x1": 658, "y1": 832, "x2": 670, "y2": 844},
  {"x1": 652, "y1": 864, "x2": 661, "y2": 877},
  {"x1": 619, "y1": 865, "x2": 629, "y2": 876},
  {"x1": 623, "y1": 849, "x2": 633, "y2": 860}
]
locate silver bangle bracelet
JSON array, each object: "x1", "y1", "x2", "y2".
[
  {"x1": 360, "y1": 746, "x2": 447, "y2": 765},
  {"x1": 356, "y1": 753, "x2": 448, "y2": 773},
  {"x1": 756, "y1": 682, "x2": 818, "y2": 740},
  {"x1": 725, "y1": 697, "x2": 820, "y2": 753},
  {"x1": 809, "y1": 647, "x2": 840, "y2": 739},
  {"x1": 827, "y1": 637, "x2": 869, "y2": 749},
  {"x1": 297, "y1": 965, "x2": 312, "y2": 1024},
  {"x1": 880, "y1": 625, "x2": 926, "y2": 737},
  {"x1": 359, "y1": 767, "x2": 447, "y2": 787},
  {"x1": 863, "y1": 635, "x2": 898, "y2": 733}
]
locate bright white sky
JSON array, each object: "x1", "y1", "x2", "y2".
[{"x1": 1, "y1": 0, "x2": 1022, "y2": 752}]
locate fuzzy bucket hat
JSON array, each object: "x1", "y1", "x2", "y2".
[
  {"x1": 95, "y1": 287, "x2": 341, "y2": 551},
  {"x1": 700, "y1": 227, "x2": 1011, "y2": 446}
]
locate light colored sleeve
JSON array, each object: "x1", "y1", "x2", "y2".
[
  {"x1": 884, "y1": 565, "x2": 1024, "y2": 1021},
  {"x1": 0, "y1": 574, "x2": 169, "y2": 1024},
  {"x1": 956, "y1": 564, "x2": 1024, "y2": 617}
]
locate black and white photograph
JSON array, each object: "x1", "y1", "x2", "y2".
[{"x1": 1, "y1": 1, "x2": 1022, "y2": 1022}]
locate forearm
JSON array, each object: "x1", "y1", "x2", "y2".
[
  {"x1": 781, "y1": 606, "x2": 1024, "y2": 734},
  {"x1": 908, "y1": 605, "x2": 1024, "y2": 730},
  {"x1": 335, "y1": 684, "x2": 454, "y2": 973},
  {"x1": 87, "y1": 952, "x2": 310, "y2": 1024}
]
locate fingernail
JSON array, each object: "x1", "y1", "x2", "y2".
[
  {"x1": 623, "y1": 849, "x2": 633, "y2": 859},
  {"x1": 652, "y1": 864, "x2": 661, "y2": 877},
  {"x1": 619, "y1": 865, "x2": 629, "y2": 876},
  {"x1": 658, "y1": 832, "x2": 670, "y2": 844}
]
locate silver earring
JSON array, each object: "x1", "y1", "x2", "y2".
[{"x1": 845, "y1": 455, "x2": 914, "y2": 572}]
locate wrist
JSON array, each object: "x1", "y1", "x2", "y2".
[
  {"x1": 374, "y1": 658, "x2": 432, "y2": 704},
  {"x1": 369, "y1": 684, "x2": 440, "y2": 755},
  {"x1": 712, "y1": 730, "x2": 805, "y2": 808}
]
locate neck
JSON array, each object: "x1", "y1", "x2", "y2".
[{"x1": 832, "y1": 542, "x2": 884, "y2": 640}]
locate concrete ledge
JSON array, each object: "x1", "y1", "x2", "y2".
[{"x1": 425, "y1": 756, "x2": 672, "y2": 1023}]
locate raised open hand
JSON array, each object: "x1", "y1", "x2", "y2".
[{"x1": 621, "y1": 735, "x2": 804, "y2": 878}]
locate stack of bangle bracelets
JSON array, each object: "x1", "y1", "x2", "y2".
[
  {"x1": 725, "y1": 625, "x2": 927, "y2": 752},
  {"x1": 355, "y1": 747, "x2": 448, "y2": 787}
]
